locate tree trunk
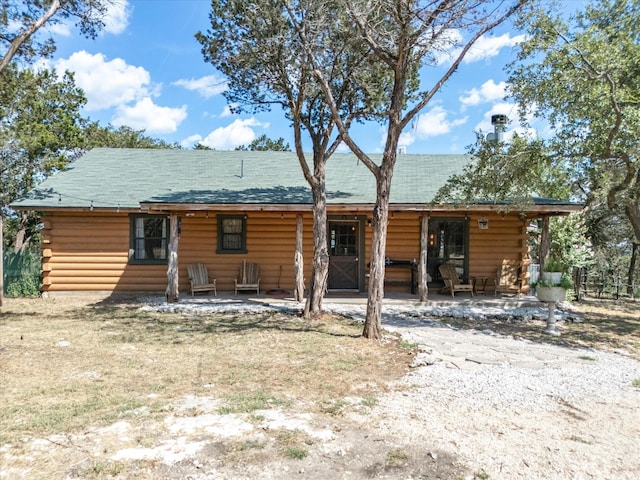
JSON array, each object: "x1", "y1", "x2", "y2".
[
  {"x1": 12, "y1": 211, "x2": 38, "y2": 254},
  {"x1": 362, "y1": 173, "x2": 393, "y2": 340},
  {"x1": 418, "y1": 215, "x2": 429, "y2": 302},
  {"x1": 294, "y1": 214, "x2": 305, "y2": 302},
  {"x1": 165, "y1": 213, "x2": 179, "y2": 303},
  {"x1": 0, "y1": 213, "x2": 4, "y2": 308},
  {"x1": 539, "y1": 216, "x2": 551, "y2": 269},
  {"x1": 624, "y1": 204, "x2": 640, "y2": 297},
  {"x1": 628, "y1": 242, "x2": 638, "y2": 297},
  {"x1": 304, "y1": 182, "x2": 329, "y2": 317}
]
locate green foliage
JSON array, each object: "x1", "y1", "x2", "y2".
[
  {"x1": 0, "y1": 1, "x2": 109, "y2": 70},
  {"x1": 542, "y1": 256, "x2": 565, "y2": 273},
  {"x1": 435, "y1": 133, "x2": 572, "y2": 209},
  {"x1": 549, "y1": 214, "x2": 596, "y2": 270},
  {"x1": 1, "y1": 65, "x2": 86, "y2": 206},
  {"x1": 398, "y1": 339, "x2": 419, "y2": 350},
  {"x1": 81, "y1": 123, "x2": 181, "y2": 150},
  {"x1": 532, "y1": 272, "x2": 573, "y2": 289},
  {"x1": 284, "y1": 447, "x2": 308, "y2": 460},
  {"x1": 236, "y1": 134, "x2": 290, "y2": 151},
  {"x1": 508, "y1": 0, "x2": 640, "y2": 285},
  {"x1": 3, "y1": 249, "x2": 41, "y2": 297}
]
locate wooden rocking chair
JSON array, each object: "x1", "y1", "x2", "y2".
[
  {"x1": 235, "y1": 260, "x2": 260, "y2": 295},
  {"x1": 187, "y1": 263, "x2": 217, "y2": 296},
  {"x1": 438, "y1": 263, "x2": 474, "y2": 298}
]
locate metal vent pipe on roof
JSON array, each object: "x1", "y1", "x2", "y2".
[{"x1": 486, "y1": 114, "x2": 508, "y2": 142}]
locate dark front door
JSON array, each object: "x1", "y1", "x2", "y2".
[{"x1": 328, "y1": 221, "x2": 359, "y2": 290}]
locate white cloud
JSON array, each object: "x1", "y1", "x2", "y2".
[
  {"x1": 219, "y1": 104, "x2": 237, "y2": 118},
  {"x1": 398, "y1": 131, "x2": 416, "y2": 147},
  {"x1": 464, "y1": 33, "x2": 526, "y2": 63},
  {"x1": 173, "y1": 74, "x2": 227, "y2": 99},
  {"x1": 460, "y1": 80, "x2": 507, "y2": 107},
  {"x1": 47, "y1": 21, "x2": 72, "y2": 37},
  {"x1": 181, "y1": 134, "x2": 203, "y2": 148},
  {"x1": 432, "y1": 29, "x2": 463, "y2": 65},
  {"x1": 414, "y1": 106, "x2": 468, "y2": 138},
  {"x1": 436, "y1": 32, "x2": 526, "y2": 66},
  {"x1": 200, "y1": 118, "x2": 269, "y2": 150},
  {"x1": 103, "y1": 0, "x2": 131, "y2": 35},
  {"x1": 113, "y1": 97, "x2": 187, "y2": 134},
  {"x1": 54, "y1": 50, "x2": 152, "y2": 111}
]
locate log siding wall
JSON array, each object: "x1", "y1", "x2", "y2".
[{"x1": 40, "y1": 210, "x2": 530, "y2": 294}]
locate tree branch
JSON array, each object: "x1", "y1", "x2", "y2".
[{"x1": 0, "y1": 0, "x2": 61, "y2": 73}]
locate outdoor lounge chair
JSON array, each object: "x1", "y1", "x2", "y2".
[
  {"x1": 438, "y1": 263, "x2": 474, "y2": 298},
  {"x1": 187, "y1": 263, "x2": 217, "y2": 296},
  {"x1": 235, "y1": 260, "x2": 260, "y2": 295},
  {"x1": 494, "y1": 260, "x2": 522, "y2": 297}
]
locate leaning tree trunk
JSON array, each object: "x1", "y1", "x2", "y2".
[{"x1": 304, "y1": 181, "x2": 329, "y2": 317}]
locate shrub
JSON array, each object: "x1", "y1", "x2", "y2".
[{"x1": 542, "y1": 256, "x2": 565, "y2": 272}]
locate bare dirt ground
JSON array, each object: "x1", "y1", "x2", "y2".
[{"x1": 1, "y1": 295, "x2": 639, "y2": 480}]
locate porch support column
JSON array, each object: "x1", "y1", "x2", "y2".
[
  {"x1": 418, "y1": 215, "x2": 429, "y2": 302},
  {"x1": 166, "y1": 213, "x2": 179, "y2": 303},
  {"x1": 539, "y1": 215, "x2": 551, "y2": 270},
  {"x1": 294, "y1": 214, "x2": 305, "y2": 302}
]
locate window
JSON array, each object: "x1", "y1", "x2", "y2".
[
  {"x1": 130, "y1": 215, "x2": 168, "y2": 264},
  {"x1": 217, "y1": 215, "x2": 247, "y2": 253}
]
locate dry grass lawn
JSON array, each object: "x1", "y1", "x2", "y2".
[
  {"x1": 1, "y1": 294, "x2": 638, "y2": 479},
  {"x1": 0, "y1": 295, "x2": 411, "y2": 447}
]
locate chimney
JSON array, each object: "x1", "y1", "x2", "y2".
[{"x1": 487, "y1": 114, "x2": 508, "y2": 142}]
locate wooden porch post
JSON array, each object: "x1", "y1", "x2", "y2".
[
  {"x1": 165, "y1": 213, "x2": 179, "y2": 303},
  {"x1": 418, "y1": 215, "x2": 429, "y2": 302},
  {"x1": 294, "y1": 214, "x2": 304, "y2": 302},
  {"x1": 539, "y1": 215, "x2": 551, "y2": 271}
]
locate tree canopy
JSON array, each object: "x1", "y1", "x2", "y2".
[
  {"x1": 0, "y1": 65, "x2": 86, "y2": 208},
  {"x1": 0, "y1": 0, "x2": 109, "y2": 71},
  {"x1": 506, "y1": 0, "x2": 640, "y2": 290},
  {"x1": 287, "y1": 0, "x2": 529, "y2": 338},
  {"x1": 235, "y1": 134, "x2": 290, "y2": 151},
  {"x1": 197, "y1": 0, "x2": 390, "y2": 313}
]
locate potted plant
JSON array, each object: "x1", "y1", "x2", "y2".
[
  {"x1": 534, "y1": 273, "x2": 572, "y2": 303},
  {"x1": 533, "y1": 273, "x2": 573, "y2": 336},
  {"x1": 541, "y1": 256, "x2": 565, "y2": 285}
]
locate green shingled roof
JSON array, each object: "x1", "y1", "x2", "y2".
[{"x1": 12, "y1": 148, "x2": 472, "y2": 209}]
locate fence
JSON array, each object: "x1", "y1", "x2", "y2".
[
  {"x1": 2, "y1": 249, "x2": 41, "y2": 297},
  {"x1": 582, "y1": 272, "x2": 638, "y2": 300},
  {"x1": 529, "y1": 263, "x2": 637, "y2": 301}
]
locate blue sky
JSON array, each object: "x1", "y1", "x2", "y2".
[{"x1": 42, "y1": 0, "x2": 546, "y2": 153}]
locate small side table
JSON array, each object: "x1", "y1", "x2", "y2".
[{"x1": 472, "y1": 276, "x2": 488, "y2": 295}]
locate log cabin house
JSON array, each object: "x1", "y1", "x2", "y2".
[{"x1": 11, "y1": 148, "x2": 581, "y2": 297}]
